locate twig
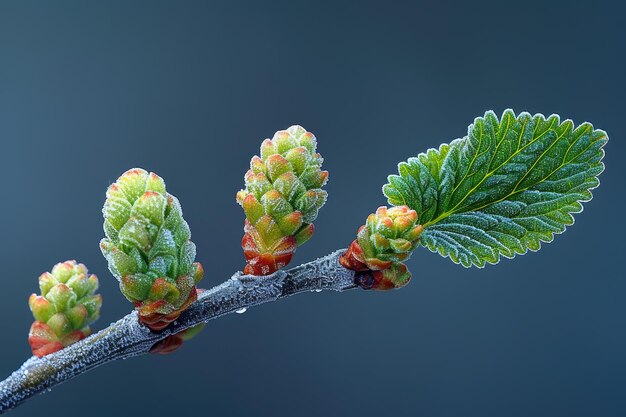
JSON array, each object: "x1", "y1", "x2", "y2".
[{"x1": 0, "y1": 249, "x2": 356, "y2": 414}]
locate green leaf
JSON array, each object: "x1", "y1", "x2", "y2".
[{"x1": 383, "y1": 109, "x2": 607, "y2": 267}]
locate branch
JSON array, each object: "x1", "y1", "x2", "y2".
[{"x1": 0, "y1": 249, "x2": 356, "y2": 414}]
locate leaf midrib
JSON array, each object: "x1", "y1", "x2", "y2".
[
  {"x1": 423, "y1": 124, "x2": 598, "y2": 228},
  {"x1": 423, "y1": 116, "x2": 565, "y2": 228}
]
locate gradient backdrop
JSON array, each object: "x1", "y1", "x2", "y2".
[{"x1": 1, "y1": 1, "x2": 624, "y2": 416}]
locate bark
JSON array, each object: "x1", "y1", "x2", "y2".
[{"x1": 0, "y1": 249, "x2": 355, "y2": 414}]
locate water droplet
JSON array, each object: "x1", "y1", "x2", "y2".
[
  {"x1": 236, "y1": 308, "x2": 247, "y2": 314},
  {"x1": 315, "y1": 289, "x2": 322, "y2": 293}
]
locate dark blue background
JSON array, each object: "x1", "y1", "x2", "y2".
[{"x1": 1, "y1": 1, "x2": 624, "y2": 416}]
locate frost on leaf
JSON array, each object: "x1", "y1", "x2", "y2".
[{"x1": 383, "y1": 109, "x2": 607, "y2": 267}]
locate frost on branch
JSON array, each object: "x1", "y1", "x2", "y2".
[{"x1": 1, "y1": 250, "x2": 356, "y2": 413}]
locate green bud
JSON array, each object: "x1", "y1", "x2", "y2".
[
  {"x1": 101, "y1": 168, "x2": 204, "y2": 330},
  {"x1": 357, "y1": 206, "x2": 423, "y2": 270},
  {"x1": 237, "y1": 126, "x2": 328, "y2": 275},
  {"x1": 341, "y1": 206, "x2": 424, "y2": 291},
  {"x1": 28, "y1": 260, "x2": 101, "y2": 357}
]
